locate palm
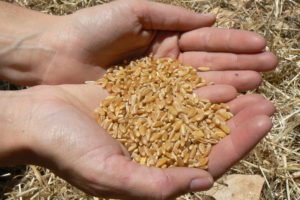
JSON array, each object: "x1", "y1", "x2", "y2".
[{"x1": 23, "y1": 84, "x2": 273, "y2": 199}]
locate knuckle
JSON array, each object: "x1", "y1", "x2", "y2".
[{"x1": 150, "y1": 170, "x2": 173, "y2": 200}]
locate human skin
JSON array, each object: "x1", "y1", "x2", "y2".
[
  {"x1": 0, "y1": 84, "x2": 274, "y2": 199},
  {"x1": 0, "y1": 0, "x2": 277, "y2": 199},
  {"x1": 0, "y1": 0, "x2": 277, "y2": 88}
]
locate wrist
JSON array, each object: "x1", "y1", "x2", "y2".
[
  {"x1": 0, "y1": 2, "x2": 62, "y2": 85},
  {"x1": 0, "y1": 91, "x2": 32, "y2": 166}
]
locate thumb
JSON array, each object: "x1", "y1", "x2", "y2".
[
  {"x1": 99, "y1": 155, "x2": 213, "y2": 200},
  {"x1": 133, "y1": 0, "x2": 216, "y2": 31}
]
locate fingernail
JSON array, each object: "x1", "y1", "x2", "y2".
[
  {"x1": 190, "y1": 177, "x2": 214, "y2": 191},
  {"x1": 251, "y1": 34, "x2": 266, "y2": 49}
]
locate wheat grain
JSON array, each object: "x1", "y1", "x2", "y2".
[{"x1": 95, "y1": 56, "x2": 232, "y2": 168}]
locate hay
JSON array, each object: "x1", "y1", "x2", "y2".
[{"x1": 0, "y1": 0, "x2": 299, "y2": 199}]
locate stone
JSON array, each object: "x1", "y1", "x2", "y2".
[{"x1": 204, "y1": 174, "x2": 265, "y2": 200}]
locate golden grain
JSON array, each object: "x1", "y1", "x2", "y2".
[
  {"x1": 197, "y1": 67, "x2": 211, "y2": 72},
  {"x1": 95, "y1": 56, "x2": 232, "y2": 168}
]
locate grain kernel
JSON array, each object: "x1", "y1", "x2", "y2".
[
  {"x1": 197, "y1": 67, "x2": 210, "y2": 72},
  {"x1": 219, "y1": 123, "x2": 230, "y2": 134},
  {"x1": 140, "y1": 157, "x2": 147, "y2": 165},
  {"x1": 156, "y1": 157, "x2": 168, "y2": 167},
  {"x1": 95, "y1": 56, "x2": 233, "y2": 169}
]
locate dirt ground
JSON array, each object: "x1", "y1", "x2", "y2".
[{"x1": 0, "y1": 0, "x2": 299, "y2": 199}]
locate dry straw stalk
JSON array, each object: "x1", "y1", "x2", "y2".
[{"x1": 1, "y1": 0, "x2": 299, "y2": 199}]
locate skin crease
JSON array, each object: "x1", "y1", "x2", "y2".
[
  {"x1": 1, "y1": 84, "x2": 274, "y2": 200},
  {"x1": 0, "y1": 0, "x2": 277, "y2": 87},
  {"x1": 38, "y1": 0, "x2": 277, "y2": 86},
  {"x1": 0, "y1": 0, "x2": 278, "y2": 199}
]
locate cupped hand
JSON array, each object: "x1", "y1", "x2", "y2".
[
  {"x1": 39, "y1": 0, "x2": 277, "y2": 88},
  {"x1": 7, "y1": 84, "x2": 274, "y2": 199}
]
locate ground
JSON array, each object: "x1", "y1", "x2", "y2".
[{"x1": 0, "y1": 0, "x2": 299, "y2": 199}]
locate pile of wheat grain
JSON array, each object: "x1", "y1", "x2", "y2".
[{"x1": 95, "y1": 56, "x2": 232, "y2": 169}]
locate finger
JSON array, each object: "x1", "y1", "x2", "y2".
[
  {"x1": 208, "y1": 115, "x2": 272, "y2": 178},
  {"x1": 136, "y1": 0, "x2": 216, "y2": 30},
  {"x1": 98, "y1": 155, "x2": 213, "y2": 199},
  {"x1": 179, "y1": 51, "x2": 277, "y2": 72},
  {"x1": 198, "y1": 71, "x2": 262, "y2": 92},
  {"x1": 179, "y1": 27, "x2": 266, "y2": 53},
  {"x1": 150, "y1": 32, "x2": 181, "y2": 59},
  {"x1": 226, "y1": 94, "x2": 266, "y2": 115},
  {"x1": 226, "y1": 100, "x2": 275, "y2": 130},
  {"x1": 194, "y1": 84, "x2": 237, "y2": 103}
]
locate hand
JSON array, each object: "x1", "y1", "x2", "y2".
[
  {"x1": 23, "y1": 0, "x2": 275, "y2": 87},
  {"x1": 1, "y1": 84, "x2": 274, "y2": 199}
]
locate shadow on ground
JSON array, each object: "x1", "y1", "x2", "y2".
[{"x1": 0, "y1": 166, "x2": 27, "y2": 199}]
